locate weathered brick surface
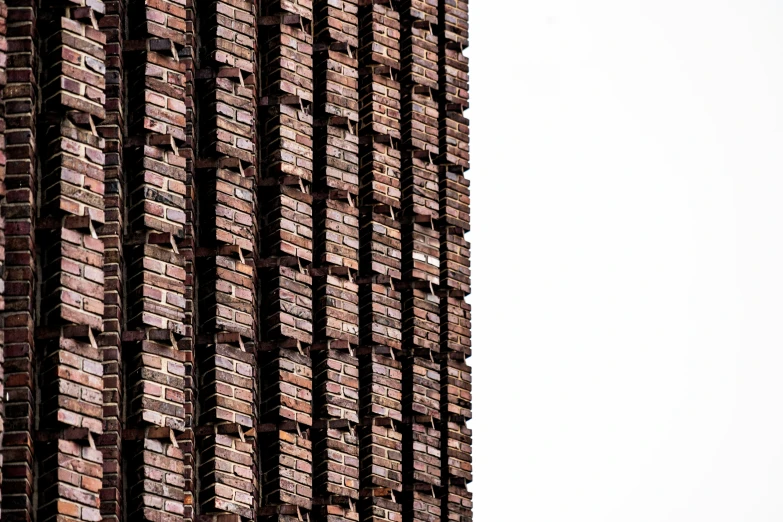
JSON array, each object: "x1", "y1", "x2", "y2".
[
  {"x1": 36, "y1": 5, "x2": 108, "y2": 522},
  {"x1": 359, "y1": 353, "x2": 401, "y2": 422},
  {"x1": 198, "y1": 432, "x2": 255, "y2": 518},
  {"x1": 402, "y1": 491, "x2": 440, "y2": 522},
  {"x1": 360, "y1": 212, "x2": 401, "y2": 280},
  {"x1": 39, "y1": 439, "x2": 103, "y2": 522},
  {"x1": 401, "y1": 157, "x2": 438, "y2": 220},
  {"x1": 402, "y1": 289, "x2": 439, "y2": 354},
  {"x1": 262, "y1": 431, "x2": 313, "y2": 509},
  {"x1": 202, "y1": 0, "x2": 256, "y2": 73},
  {"x1": 260, "y1": 348, "x2": 313, "y2": 428},
  {"x1": 440, "y1": 229, "x2": 469, "y2": 296},
  {"x1": 260, "y1": 266, "x2": 314, "y2": 344},
  {"x1": 261, "y1": 186, "x2": 314, "y2": 262},
  {"x1": 440, "y1": 0, "x2": 467, "y2": 49},
  {"x1": 314, "y1": 275, "x2": 360, "y2": 347},
  {"x1": 402, "y1": 422, "x2": 440, "y2": 488},
  {"x1": 439, "y1": 169, "x2": 468, "y2": 231},
  {"x1": 314, "y1": 198, "x2": 359, "y2": 270},
  {"x1": 127, "y1": 339, "x2": 187, "y2": 431},
  {"x1": 2, "y1": 0, "x2": 38, "y2": 516},
  {"x1": 40, "y1": 337, "x2": 104, "y2": 434},
  {"x1": 401, "y1": 222, "x2": 438, "y2": 287},
  {"x1": 127, "y1": 437, "x2": 186, "y2": 522},
  {"x1": 359, "y1": 424, "x2": 402, "y2": 492},
  {"x1": 198, "y1": 340, "x2": 256, "y2": 428},
  {"x1": 262, "y1": 103, "x2": 314, "y2": 185},
  {"x1": 199, "y1": 77, "x2": 257, "y2": 166},
  {"x1": 315, "y1": 122, "x2": 359, "y2": 196},
  {"x1": 359, "y1": 283, "x2": 402, "y2": 352},
  {"x1": 199, "y1": 254, "x2": 256, "y2": 339},
  {"x1": 96, "y1": 0, "x2": 125, "y2": 514},
  {"x1": 126, "y1": 243, "x2": 188, "y2": 334},
  {"x1": 0, "y1": 0, "x2": 472, "y2": 521},
  {"x1": 359, "y1": 141, "x2": 400, "y2": 211},
  {"x1": 442, "y1": 485, "x2": 471, "y2": 522},
  {"x1": 196, "y1": 0, "x2": 258, "y2": 516},
  {"x1": 315, "y1": 0, "x2": 357, "y2": 47},
  {"x1": 313, "y1": 427, "x2": 360, "y2": 500},
  {"x1": 199, "y1": 167, "x2": 256, "y2": 251},
  {"x1": 314, "y1": 349, "x2": 359, "y2": 423}
]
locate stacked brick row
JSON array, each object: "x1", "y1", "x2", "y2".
[
  {"x1": 195, "y1": 0, "x2": 259, "y2": 516},
  {"x1": 259, "y1": 0, "x2": 315, "y2": 520},
  {"x1": 122, "y1": 0, "x2": 191, "y2": 521},
  {"x1": 355, "y1": 2, "x2": 405, "y2": 522},
  {"x1": 437, "y1": 1, "x2": 471, "y2": 521},
  {"x1": 311, "y1": 1, "x2": 361, "y2": 520},
  {"x1": 95, "y1": 0, "x2": 126, "y2": 517},
  {"x1": 1, "y1": 0, "x2": 38, "y2": 516}
]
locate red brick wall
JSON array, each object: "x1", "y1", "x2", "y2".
[{"x1": 0, "y1": 0, "x2": 472, "y2": 521}]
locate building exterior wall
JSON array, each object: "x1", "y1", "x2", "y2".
[{"x1": 0, "y1": 0, "x2": 471, "y2": 521}]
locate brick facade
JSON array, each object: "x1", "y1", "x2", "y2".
[{"x1": 0, "y1": 1, "x2": 471, "y2": 522}]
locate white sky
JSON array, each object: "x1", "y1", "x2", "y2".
[{"x1": 471, "y1": 2, "x2": 783, "y2": 520}]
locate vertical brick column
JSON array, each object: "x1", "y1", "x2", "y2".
[
  {"x1": 437, "y1": 1, "x2": 470, "y2": 521},
  {"x1": 178, "y1": 3, "x2": 198, "y2": 518},
  {"x1": 195, "y1": 0, "x2": 258, "y2": 517},
  {"x1": 36, "y1": 0, "x2": 108, "y2": 521},
  {"x1": 96, "y1": 0, "x2": 125, "y2": 518},
  {"x1": 311, "y1": 1, "x2": 360, "y2": 521},
  {"x1": 123, "y1": 0, "x2": 191, "y2": 520},
  {"x1": 196, "y1": 339, "x2": 257, "y2": 519},
  {"x1": 396, "y1": 2, "x2": 442, "y2": 519},
  {"x1": 0, "y1": 0, "x2": 8, "y2": 511},
  {"x1": 356, "y1": 3, "x2": 404, "y2": 521},
  {"x1": 1, "y1": 0, "x2": 37, "y2": 516},
  {"x1": 259, "y1": 0, "x2": 315, "y2": 520}
]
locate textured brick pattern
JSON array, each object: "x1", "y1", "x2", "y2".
[{"x1": 0, "y1": 1, "x2": 471, "y2": 522}]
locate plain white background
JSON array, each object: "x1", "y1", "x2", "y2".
[{"x1": 471, "y1": 2, "x2": 783, "y2": 520}]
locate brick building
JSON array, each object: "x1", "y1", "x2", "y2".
[{"x1": 0, "y1": 0, "x2": 471, "y2": 522}]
